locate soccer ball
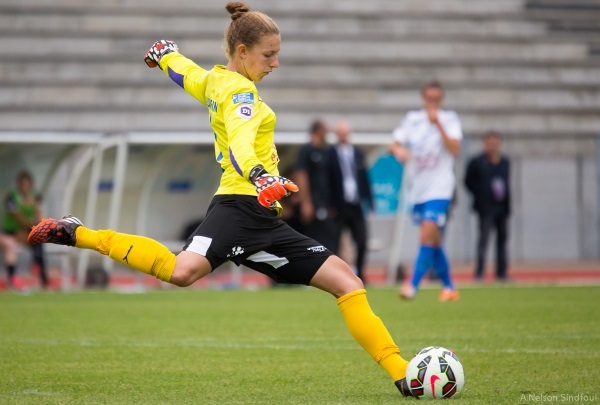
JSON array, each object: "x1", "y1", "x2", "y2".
[{"x1": 405, "y1": 346, "x2": 465, "y2": 399}]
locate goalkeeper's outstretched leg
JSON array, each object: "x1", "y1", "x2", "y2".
[
  {"x1": 309, "y1": 255, "x2": 411, "y2": 394},
  {"x1": 29, "y1": 214, "x2": 412, "y2": 396},
  {"x1": 28, "y1": 215, "x2": 212, "y2": 287}
]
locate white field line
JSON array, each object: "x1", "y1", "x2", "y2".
[
  {"x1": 3, "y1": 337, "x2": 358, "y2": 351},
  {"x1": 3, "y1": 337, "x2": 599, "y2": 356},
  {"x1": 1, "y1": 389, "x2": 57, "y2": 397},
  {"x1": 2, "y1": 283, "x2": 598, "y2": 297}
]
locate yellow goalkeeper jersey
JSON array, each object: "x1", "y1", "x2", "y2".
[{"x1": 160, "y1": 53, "x2": 280, "y2": 198}]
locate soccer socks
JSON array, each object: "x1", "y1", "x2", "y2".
[
  {"x1": 411, "y1": 245, "x2": 435, "y2": 289},
  {"x1": 75, "y1": 227, "x2": 176, "y2": 282},
  {"x1": 6, "y1": 264, "x2": 15, "y2": 279},
  {"x1": 337, "y1": 289, "x2": 409, "y2": 381},
  {"x1": 434, "y1": 247, "x2": 454, "y2": 289}
]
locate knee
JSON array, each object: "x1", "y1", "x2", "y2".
[
  {"x1": 335, "y1": 270, "x2": 365, "y2": 297},
  {"x1": 169, "y1": 254, "x2": 211, "y2": 287},
  {"x1": 346, "y1": 275, "x2": 364, "y2": 294},
  {"x1": 420, "y1": 225, "x2": 440, "y2": 246},
  {"x1": 5, "y1": 238, "x2": 17, "y2": 252},
  {"x1": 311, "y1": 255, "x2": 365, "y2": 298},
  {"x1": 169, "y1": 269, "x2": 195, "y2": 287},
  {"x1": 3, "y1": 238, "x2": 18, "y2": 261},
  {"x1": 419, "y1": 235, "x2": 436, "y2": 246}
]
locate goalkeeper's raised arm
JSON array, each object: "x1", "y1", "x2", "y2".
[{"x1": 145, "y1": 40, "x2": 209, "y2": 106}]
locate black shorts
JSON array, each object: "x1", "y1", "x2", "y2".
[{"x1": 182, "y1": 195, "x2": 333, "y2": 285}]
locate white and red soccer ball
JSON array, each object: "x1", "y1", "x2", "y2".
[{"x1": 405, "y1": 346, "x2": 465, "y2": 399}]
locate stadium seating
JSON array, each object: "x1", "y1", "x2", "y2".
[{"x1": 0, "y1": 0, "x2": 599, "y2": 137}]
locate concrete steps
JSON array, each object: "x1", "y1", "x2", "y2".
[
  {"x1": 1, "y1": 0, "x2": 525, "y2": 17},
  {"x1": 3, "y1": 62, "x2": 599, "y2": 87},
  {"x1": 526, "y1": 0, "x2": 600, "y2": 51},
  {"x1": 3, "y1": 85, "x2": 600, "y2": 112},
  {"x1": 1, "y1": 0, "x2": 599, "y2": 139},
  {"x1": 4, "y1": 36, "x2": 589, "y2": 65},
  {"x1": 2, "y1": 110, "x2": 598, "y2": 136},
  {"x1": 0, "y1": 13, "x2": 548, "y2": 40}
]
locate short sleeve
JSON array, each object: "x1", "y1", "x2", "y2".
[{"x1": 392, "y1": 114, "x2": 411, "y2": 144}]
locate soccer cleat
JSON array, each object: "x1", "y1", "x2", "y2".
[
  {"x1": 28, "y1": 215, "x2": 83, "y2": 246},
  {"x1": 439, "y1": 288, "x2": 460, "y2": 302},
  {"x1": 395, "y1": 378, "x2": 415, "y2": 397},
  {"x1": 8, "y1": 276, "x2": 27, "y2": 291},
  {"x1": 399, "y1": 284, "x2": 416, "y2": 300}
]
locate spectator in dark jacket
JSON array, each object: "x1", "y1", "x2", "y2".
[
  {"x1": 329, "y1": 120, "x2": 373, "y2": 282},
  {"x1": 465, "y1": 130, "x2": 511, "y2": 281},
  {"x1": 295, "y1": 119, "x2": 338, "y2": 252}
]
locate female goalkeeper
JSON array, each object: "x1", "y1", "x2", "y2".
[{"x1": 28, "y1": 2, "x2": 413, "y2": 397}]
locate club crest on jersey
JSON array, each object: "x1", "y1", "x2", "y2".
[
  {"x1": 233, "y1": 92, "x2": 255, "y2": 105},
  {"x1": 227, "y1": 246, "x2": 245, "y2": 257},
  {"x1": 237, "y1": 104, "x2": 253, "y2": 120}
]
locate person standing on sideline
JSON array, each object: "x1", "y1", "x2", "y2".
[
  {"x1": 29, "y1": 3, "x2": 415, "y2": 396},
  {"x1": 389, "y1": 80, "x2": 462, "y2": 302},
  {"x1": 295, "y1": 119, "x2": 338, "y2": 252},
  {"x1": 329, "y1": 120, "x2": 373, "y2": 283},
  {"x1": 1, "y1": 171, "x2": 48, "y2": 289},
  {"x1": 464, "y1": 130, "x2": 511, "y2": 281}
]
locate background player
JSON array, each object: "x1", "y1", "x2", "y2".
[
  {"x1": 1, "y1": 171, "x2": 47, "y2": 289},
  {"x1": 29, "y1": 2, "x2": 415, "y2": 397},
  {"x1": 390, "y1": 79, "x2": 462, "y2": 302}
]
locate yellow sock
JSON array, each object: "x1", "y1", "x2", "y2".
[
  {"x1": 75, "y1": 227, "x2": 176, "y2": 282},
  {"x1": 337, "y1": 289, "x2": 409, "y2": 381}
]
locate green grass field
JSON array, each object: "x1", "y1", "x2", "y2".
[{"x1": 1, "y1": 286, "x2": 599, "y2": 404}]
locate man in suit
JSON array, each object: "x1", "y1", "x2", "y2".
[
  {"x1": 465, "y1": 130, "x2": 511, "y2": 281},
  {"x1": 295, "y1": 119, "x2": 338, "y2": 252},
  {"x1": 329, "y1": 120, "x2": 373, "y2": 282}
]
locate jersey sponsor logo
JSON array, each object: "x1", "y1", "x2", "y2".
[
  {"x1": 237, "y1": 104, "x2": 253, "y2": 120},
  {"x1": 307, "y1": 246, "x2": 326, "y2": 253},
  {"x1": 270, "y1": 144, "x2": 279, "y2": 162},
  {"x1": 232, "y1": 92, "x2": 255, "y2": 105},
  {"x1": 207, "y1": 97, "x2": 218, "y2": 112},
  {"x1": 227, "y1": 246, "x2": 245, "y2": 257}
]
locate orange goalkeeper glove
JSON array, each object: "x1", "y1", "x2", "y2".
[
  {"x1": 250, "y1": 166, "x2": 299, "y2": 209},
  {"x1": 144, "y1": 40, "x2": 179, "y2": 69}
]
